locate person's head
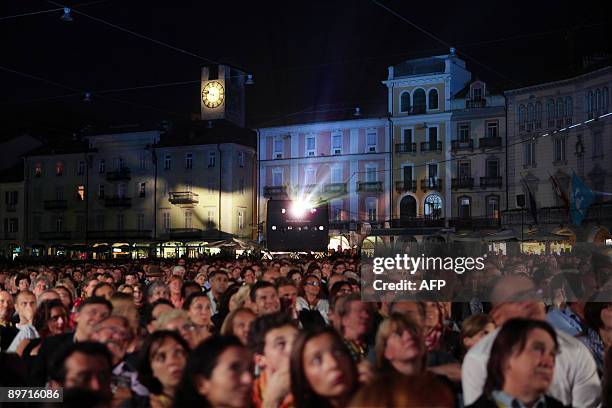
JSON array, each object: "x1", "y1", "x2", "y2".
[
  {"x1": 251, "y1": 281, "x2": 280, "y2": 315},
  {"x1": 31, "y1": 276, "x2": 51, "y2": 298},
  {"x1": 220, "y1": 308, "x2": 257, "y2": 346},
  {"x1": 241, "y1": 267, "x2": 256, "y2": 285},
  {"x1": 147, "y1": 281, "x2": 170, "y2": 304},
  {"x1": 490, "y1": 275, "x2": 546, "y2": 325},
  {"x1": 16, "y1": 274, "x2": 31, "y2": 292},
  {"x1": 183, "y1": 292, "x2": 213, "y2": 327},
  {"x1": 37, "y1": 289, "x2": 60, "y2": 305},
  {"x1": 288, "y1": 270, "x2": 303, "y2": 287},
  {"x1": 172, "y1": 265, "x2": 186, "y2": 278},
  {"x1": 74, "y1": 296, "x2": 113, "y2": 340},
  {"x1": 49, "y1": 341, "x2": 113, "y2": 398},
  {"x1": 327, "y1": 274, "x2": 347, "y2": 292},
  {"x1": 0, "y1": 290, "x2": 14, "y2": 323},
  {"x1": 145, "y1": 299, "x2": 174, "y2": 333},
  {"x1": 181, "y1": 281, "x2": 202, "y2": 301},
  {"x1": 92, "y1": 282, "x2": 114, "y2": 300},
  {"x1": 348, "y1": 372, "x2": 454, "y2": 408},
  {"x1": 277, "y1": 278, "x2": 299, "y2": 309},
  {"x1": 33, "y1": 299, "x2": 68, "y2": 338},
  {"x1": 290, "y1": 328, "x2": 358, "y2": 408},
  {"x1": 90, "y1": 315, "x2": 132, "y2": 366},
  {"x1": 423, "y1": 301, "x2": 444, "y2": 333},
  {"x1": 248, "y1": 311, "x2": 298, "y2": 375},
  {"x1": 81, "y1": 277, "x2": 99, "y2": 299},
  {"x1": 137, "y1": 330, "x2": 189, "y2": 396},
  {"x1": 375, "y1": 313, "x2": 426, "y2": 375},
  {"x1": 302, "y1": 274, "x2": 322, "y2": 298},
  {"x1": 154, "y1": 309, "x2": 200, "y2": 348},
  {"x1": 209, "y1": 270, "x2": 229, "y2": 298},
  {"x1": 262, "y1": 269, "x2": 280, "y2": 283},
  {"x1": 15, "y1": 290, "x2": 37, "y2": 323},
  {"x1": 337, "y1": 293, "x2": 374, "y2": 341},
  {"x1": 54, "y1": 285, "x2": 74, "y2": 310},
  {"x1": 484, "y1": 319, "x2": 559, "y2": 403},
  {"x1": 461, "y1": 314, "x2": 496, "y2": 351},
  {"x1": 168, "y1": 276, "x2": 183, "y2": 296},
  {"x1": 174, "y1": 335, "x2": 253, "y2": 408},
  {"x1": 124, "y1": 272, "x2": 138, "y2": 286},
  {"x1": 132, "y1": 283, "x2": 144, "y2": 304}
]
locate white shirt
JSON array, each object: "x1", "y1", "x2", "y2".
[
  {"x1": 7, "y1": 324, "x2": 39, "y2": 353},
  {"x1": 296, "y1": 297, "x2": 329, "y2": 323},
  {"x1": 462, "y1": 327, "x2": 601, "y2": 407}
]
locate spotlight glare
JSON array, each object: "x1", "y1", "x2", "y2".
[
  {"x1": 290, "y1": 201, "x2": 313, "y2": 218},
  {"x1": 272, "y1": 225, "x2": 276, "y2": 230},
  {"x1": 319, "y1": 225, "x2": 324, "y2": 231}
]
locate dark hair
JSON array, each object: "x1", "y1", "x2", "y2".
[
  {"x1": 137, "y1": 330, "x2": 189, "y2": 395},
  {"x1": 93, "y1": 282, "x2": 114, "y2": 296},
  {"x1": 15, "y1": 273, "x2": 31, "y2": 286},
  {"x1": 181, "y1": 281, "x2": 201, "y2": 300},
  {"x1": 583, "y1": 289, "x2": 612, "y2": 331},
  {"x1": 173, "y1": 335, "x2": 246, "y2": 408},
  {"x1": 182, "y1": 292, "x2": 210, "y2": 311},
  {"x1": 484, "y1": 318, "x2": 558, "y2": 396},
  {"x1": 49, "y1": 341, "x2": 112, "y2": 384},
  {"x1": 143, "y1": 299, "x2": 174, "y2": 325},
  {"x1": 290, "y1": 328, "x2": 358, "y2": 408},
  {"x1": 240, "y1": 267, "x2": 255, "y2": 280},
  {"x1": 275, "y1": 277, "x2": 297, "y2": 289},
  {"x1": 247, "y1": 311, "x2": 296, "y2": 355},
  {"x1": 216, "y1": 283, "x2": 241, "y2": 321},
  {"x1": 250, "y1": 281, "x2": 276, "y2": 303},
  {"x1": 208, "y1": 270, "x2": 228, "y2": 280},
  {"x1": 32, "y1": 299, "x2": 67, "y2": 337},
  {"x1": 76, "y1": 296, "x2": 113, "y2": 313},
  {"x1": 54, "y1": 285, "x2": 74, "y2": 309}
]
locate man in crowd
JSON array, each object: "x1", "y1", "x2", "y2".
[
  {"x1": 251, "y1": 281, "x2": 281, "y2": 316},
  {"x1": 0, "y1": 289, "x2": 18, "y2": 350},
  {"x1": 207, "y1": 270, "x2": 229, "y2": 315},
  {"x1": 15, "y1": 290, "x2": 37, "y2": 330}
]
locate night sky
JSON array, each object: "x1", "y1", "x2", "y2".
[{"x1": 1, "y1": 0, "x2": 610, "y2": 139}]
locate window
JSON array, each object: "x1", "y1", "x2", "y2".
[
  {"x1": 272, "y1": 169, "x2": 283, "y2": 186},
  {"x1": 486, "y1": 160, "x2": 499, "y2": 177},
  {"x1": 99, "y1": 160, "x2": 105, "y2": 174},
  {"x1": 458, "y1": 197, "x2": 471, "y2": 218},
  {"x1": 366, "y1": 131, "x2": 377, "y2": 152},
  {"x1": 139, "y1": 152, "x2": 147, "y2": 170},
  {"x1": 413, "y1": 89, "x2": 426, "y2": 113},
  {"x1": 306, "y1": 135, "x2": 316, "y2": 156},
  {"x1": 238, "y1": 209, "x2": 245, "y2": 230},
  {"x1": 164, "y1": 155, "x2": 172, "y2": 170},
  {"x1": 35, "y1": 163, "x2": 42, "y2": 177},
  {"x1": 424, "y1": 194, "x2": 442, "y2": 218},
  {"x1": 137, "y1": 214, "x2": 145, "y2": 231},
  {"x1": 472, "y1": 87, "x2": 482, "y2": 101},
  {"x1": 305, "y1": 168, "x2": 316, "y2": 185},
  {"x1": 556, "y1": 98, "x2": 565, "y2": 118},
  {"x1": 458, "y1": 124, "x2": 470, "y2": 142},
  {"x1": 207, "y1": 210, "x2": 215, "y2": 228},
  {"x1": 238, "y1": 178, "x2": 245, "y2": 195},
  {"x1": 117, "y1": 183, "x2": 127, "y2": 198},
  {"x1": 587, "y1": 90, "x2": 594, "y2": 117},
  {"x1": 163, "y1": 212, "x2": 171, "y2": 231},
  {"x1": 403, "y1": 165, "x2": 413, "y2": 181},
  {"x1": 332, "y1": 132, "x2": 342, "y2": 155},
  {"x1": 458, "y1": 162, "x2": 471, "y2": 179},
  {"x1": 77, "y1": 185, "x2": 85, "y2": 201},
  {"x1": 185, "y1": 210, "x2": 193, "y2": 229},
  {"x1": 365, "y1": 166, "x2": 377, "y2": 182},
  {"x1": 77, "y1": 160, "x2": 85, "y2": 175},
  {"x1": 486, "y1": 121, "x2": 498, "y2": 138},
  {"x1": 208, "y1": 152, "x2": 216, "y2": 168},
  {"x1": 428, "y1": 126, "x2": 438, "y2": 144},
  {"x1": 603, "y1": 87, "x2": 610, "y2": 112},
  {"x1": 593, "y1": 132, "x2": 603, "y2": 158},
  {"x1": 4, "y1": 218, "x2": 18, "y2": 233},
  {"x1": 565, "y1": 97, "x2": 573, "y2": 118},
  {"x1": 185, "y1": 153, "x2": 193, "y2": 169},
  {"x1": 331, "y1": 166, "x2": 342, "y2": 183},
  {"x1": 535, "y1": 102, "x2": 542, "y2": 127},
  {"x1": 117, "y1": 214, "x2": 124, "y2": 231},
  {"x1": 487, "y1": 196, "x2": 500, "y2": 219},
  {"x1": 238, "y1": 151, "x2": 245, "y2": 167},
  {"x1": 56, "y1": 216, "x2": 63, "y2": 232},
  {"x1": 55, "y1": 187, "x2": 64, "y2": 200},
  {"x1": 524, "y1": 142, "x2": 536, "y2": 166},
  {"x1": 400, "y1": 92, "x2": 411, "y2": 113},
  {"x1": 547, "y1": 99, "x2": 555, "y2": 126},
  {"x1": 596, "y1": 89, "x2": 601, "y2": 112},
  {"x1": 5, "y1": 191, "x2": 18, "y2": 206},
  {"x1": 428, "y1": 163, "x2": 438, "y2": 180},
  {"x1": 554, "y1": 138, "x2": 566, "y2": 162},
  {"x1": 366, "y1": 198, "x2": 377, "y2": 222},
  {"x1": 139, "y1": 182, "x2": 146, "y2": 198},
  {"x1": 428, "y1": 89, "x2": 439, "y2": 110},
  {"x1": 402, "y1": 128, "x2": 413, "y2": 144},
  {"x1": 527, "y1": 103, "x2": 535, "y2": 123},
  {"x1": 518, "y1": 105, "x2": 526, "y2": 124},
  {"x1": 273, "y1": 138, "x2": 283, "y2": 159},
  {"x1": 95, "y1": 215, "x2": 104, "y2": 231},
  {"x1": 98, "y1": 185, "x2": 105, "y2": 199},
  {"x1": 331, "y1": 199, "x2": 343, "y2": 221},
  {"x1": 56, "y1": 162, "x2": 64, "y2": 176},
  {"x1": 207, "y1": 180, "x2": 215, "y2": 194}
]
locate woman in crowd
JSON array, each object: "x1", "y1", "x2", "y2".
[
  {"x1": 183, "y1": 292, "x2": 214, "y2": 336},
  {"x1": 173, "y1": 335, "x2": 253, "y2": 408},
  {"x1": 296, "y1": 274, "x2": 329, "y2": 322},
  {"x1": 137, "y1": 330, "x2": 189, "y2": 408},
  {"x1": 133, "y1": 283, "x2": 145, "y2": 310},
  {"x1": 375, "y1": 313, "x2": 426, "y2": 375},
  {"x1": 155, "y1": 309, "x2": 209, "y2": 349},
  {"x1": 12, "y1": 299, "x2": 68, "y2": 357},
  {"x1": 423, "y1": 301, "x2": 461, "y2": 359},
  {"x1": 219, "y1": 307, "x2": 256, "y2": 346},
  {"x1": 579, "y1": 290, "x2": 612, "y2": 377},
  {"x1": 468, "y1": 319, "x2": 562, "y2": 408},
  {"x1": 54, "y1": 285, "x2": 74, "y2": 312},
  {"x1": 290, "y1": 328, "x2": 358, "y2": 408},
  {"x1": 460, "y1": 314, "x2": 496, "y2": 354}
]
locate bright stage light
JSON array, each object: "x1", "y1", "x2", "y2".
[{"x1": 290, "y1": 201, "x2": 313, "y2": 218}]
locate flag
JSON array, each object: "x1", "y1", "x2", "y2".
[
  {"x1": 570, "y1": 172, "x2": 595, "y2": 226},
  {"x1": 549, "y1": 172, "x2": 569, "y2": 208},
  {"x1": 522, "y1": 180, "x2": 538, "y2": 224}
]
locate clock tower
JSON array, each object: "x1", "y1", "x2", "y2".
[{"x1": 200, "y1": 64, "x2": 246, "y2": 127}]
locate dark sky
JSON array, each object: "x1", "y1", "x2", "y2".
[{"x1": 0, "y1": 0, "x2": 610, "y2": 138}]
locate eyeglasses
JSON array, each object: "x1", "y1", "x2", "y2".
[{"x1": 305, "y1": 281, "x2": 320, "y2": 286}]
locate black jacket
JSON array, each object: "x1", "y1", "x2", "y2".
[
  {"x1": 29, "y1": 332, "x2": 74, "y2": 385},
  {"x1": 467, "y1": 394, "x2": 568, "y2": 408}
]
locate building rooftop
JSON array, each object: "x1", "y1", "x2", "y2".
[
  {"x1": 155, "y1": 119, "x2": 257, "y2": 149},
  {"x1": 392, "y1": 56, "x2": 447, "y2": 79}
]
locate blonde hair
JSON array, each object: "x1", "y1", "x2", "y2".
[
  {"x1": 155, "y1": 309, "x2": 189, "y2": 331},
  {"x1": 229, "y1": 284, "x2": 251, "y2": 311},
  {"x1": 461, "y1": 313, "x2": 494, "y2": 340},
  {"x1": 220, "y1": 307, "x2": 256, "y2": 337},
  {"x1": 375, "y1": 313, "x2": 425, "y2": 371}
]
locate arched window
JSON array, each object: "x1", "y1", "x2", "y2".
[
  {"x1": 424, "y1": 194, "x2": 443, "y2": 218},
  {"x1": 547, "y1": 99, "x2": 555, "y2": 119},
  {"x1": 556, "y1": 98, "x2": 564, "y2": 118},
  {"x1": 428, "y1": 89, "x2": 439, "y2": 110},
  {"x1": 603, "y1": 87, "x2": 610, "y2": 112},
  {"x1": 518, "y1": 105, "x2": 526, "y2": 124},
  {"x1": 527, "y1": 103, "x2": 535, "y2": 123},
  {"x1": 535, "y1": 102, "x2": 542, "y2": 122},
  {"x1": 587, "y1": 90, "x2": 594, "y2": 113},
  {"x1": 487, "y1": 196, "x2": 500, "y2": 219},
  {"x1": 400, "y1": 92, "x2": 411, "y2": 113},
  {"x1": 458, "y1": 196, "x2": 471, "y2": 218},
  {"x1": 565, "y1": 97, "x2": 573, "y2": 118},
  {"x1": 413, "y1": 89, "x2": 426, "y2": 113},
  {"x1": 596, "y1": 89, "x2": 602, "y2": 112}
]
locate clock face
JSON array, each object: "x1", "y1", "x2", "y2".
[{"x1": 202, "y1": 81, "x2": 225, "y2": 108}]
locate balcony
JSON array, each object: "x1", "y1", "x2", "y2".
[
  {"x1": 450, "y1": 217, "x2": 501, "y2": 230},
  {"x1": 264, "y1": 186, "x2": 288, "y2": 198},
  {"x1": 88, "y1": 230, "x2": 152, "y2": 240},
  {"x1": 329, "y1": 220, "x2": 355, "y2": 231},
  {"x1": 323, "y1": 183, "x2": 347, "y2": 194},
  {"x1": 480, "y1": 176, "x2": 502, "y2": 188},
  {"x1": 165, "y1": 228, "x2": 204, "y2": 239},
  {"x1": 452, "y1": 177, "x2": 474, "y2": 189},
  {"x1": 421, "y1": 178, "x2": 442, "y2": 191},
  {"x1": 106, "y1": 168, "x2": 131, "y2": 181},
  {"x1": 466, "y1": 99, "x2": 486, "y2": 109},
  {"x1": 39, "y1": 231, "x2": 71, "y2": 240},
  {"x1": 395, "y1": 143, "x2": 417, "y2": 153},
  {"x1": 5, "y1": 204, "x2": 17, "y2": 212},
  {"x1": 502, "y1": 204, "x2": 612, "y2": 227},
  {"x1": 392, "y1": 217, "x2": 445, "y2": 228},
  {"x1": 479, "y1": 137, "x2": 502, "y2": 149},
  {"x1": 420, "y1": 141, "x2": 442, "y2": 152},
  {"x1": 395, "y1": 180, "x2": 417, "y2": 192},
  {"x1": 43, "y1": 200, "x2": 67, "y2": 210},
  {"x1": 169, "y1": 191, "x2": 199, "y2": 206},
  {"x1": 104, "y1": 196, "x2": 132, "y2": 208},
  {"x1": 451, "y1": 140, "x2": 473, "y2": 151},
  {"x1": 357, "y1": 181, "x2": 383, "y2": 192}
]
